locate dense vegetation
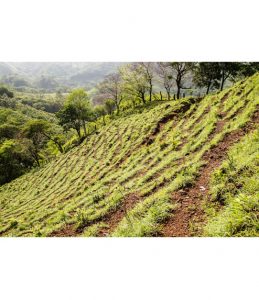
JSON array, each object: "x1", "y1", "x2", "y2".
[
  {"x1": 0, "y1": 94, "x2": 66, "y2": 184},
  {"x1": 0, "y1": 67, "x2": 258, "y2": 237}
]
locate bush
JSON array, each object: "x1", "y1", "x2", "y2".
[{"x1": 0, "y1": 87, "x2": 14, "y2": 98}]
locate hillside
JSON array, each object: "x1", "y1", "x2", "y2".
[
  {"x1": 0, "y1": 100, "x2": 58, "y2": 125},
  {"x1": 0, "y1": 73, "x2": 258, "y2": 237},
  {"x1": 0, "y1": 62, "x2": 123, "y2": 90}
]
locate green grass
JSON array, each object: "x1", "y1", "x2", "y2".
[
  {"x1": 0, "y1": 73, "x2": 258, "y2": 237},
  {"x1": 204, "y1": 128, "x2": 259, "y2": 236}
]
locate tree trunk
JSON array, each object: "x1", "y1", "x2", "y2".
[
  {"x1": 51, "y1": 140, "x2": 64, "y2": 153},
  {"x1": 149, "y1": 82, "x2": 152, "y2": 102},
  {"x1": 176, "y1": 77, "x2": 181, "y2": 99},
  {"x1": 43, "y1": 133, "x2": 64, "y2": 154},
  {"x1": 35, "y1": 157, "x2": 40, "y2": 167},
  {"x1": 141, "y1": 92, "x2": 146, "y2": 104},
  {"x1": 160, "y1": 91, "x2": 163, "y2": 101},
  {"x1": 116, "y1": 103, "x2": 120, "y2": 115},
  {"x1": 82, "y1": 121, "x2": 87, "y2": 137},
  {"x1": 220, "y1": 71, "x2": 225, "y2": 91},
  {"x1": 76, "y1": 127, "x2": 81, "y2": 139},
  {"x1": 206, "y1": 80, "x2": 212, "y2": 94},
  {"x1": 102, "y1": 116, "x2": 106, "y2": 125},
  {"x1": 166, "y1": 89, "x2": 171, "y2": 101},
  {"x1": 176, "y1": 86, "x2": 181, "y2": 99},
  {"x1": 33, "y1": 152, "x2": 40, "y2": 167},
  {"x1": 55, "y1": 142, "x2": 64, "y2": 153}
]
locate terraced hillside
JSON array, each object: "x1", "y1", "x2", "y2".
[{"x1": 0, "y1": 73, "x2": 258, "y2": 237}]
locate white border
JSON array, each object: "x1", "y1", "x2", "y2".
[
  {"x1": 1, "y1": 0, "x2": 258, "y2": 61},
  {"x1": 0, "y1": 238, "x2": 259, "y2": 300},
  {"x1": 0, "y1": 1, "x2": 259, "y2": 299}
]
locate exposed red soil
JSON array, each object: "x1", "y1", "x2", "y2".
[
  {"x1": 115, "y1": 111, "x2": 177, "y2": 167},
  {"x1": 98, "y1": 193, "x2": 141, "y2": 237},
  {"x1": 50, "y1": 192, "x2": 142, "y2": 237},
  {"x1": 161, "y1": 110, "x2": 259, "y2": 237},
  {"x1": 50, "y1": 224, "x2": 77, "y2": 237}
]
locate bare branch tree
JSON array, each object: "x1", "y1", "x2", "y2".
[
  {"x1": 156, "y1": 62, "x2": 175, "y2": 100},
  {"x1": 169, "y1": 62, "x2": 194, "y2": 99},
  {"x1": 138, "y1": 62, "x2": 155, "y2": 102},
  {"x1": 97, "y1": 72, "x2": 124, "y2": 114}
]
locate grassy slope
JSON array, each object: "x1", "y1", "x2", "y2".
[
  {"x1": 204, "y1": 128, "x2": 259, "y2": 236},
  {"x1": 0, "y1": 101, "x2": 58, "y2": 126},
  {"x1": 0, "y1": 73, "x2": 258, "y2": 237}
]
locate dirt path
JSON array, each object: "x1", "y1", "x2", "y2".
[
  {"x1": 98, "y1": 193, "x2": 141, "y2": 237},
  {"x1": 161, "y1": 110, "x2": 259, "y2": 237},
  {"x1": 50, "y1": 193, "x2": 141, "y2": 237}
]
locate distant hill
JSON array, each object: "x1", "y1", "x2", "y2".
[
  {"x1": 0, "y1": 62, "x2": 124, "y2": 91},
  {"x1": 0, "y1": 73, "x2": 258, "y2": 237}
]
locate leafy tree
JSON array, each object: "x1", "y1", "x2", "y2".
[
  {"x1": 22, "y1": 119, "x2": 65, "y2": 166},
  {"x1": 121, "y1": 64, "x2": 149, "y2": 105},
  {"x1": 57, "y1": 89, "x2": 94, "y2": 139},
  {"x1": 50, "y1": 134, "x2": 66, "y2": 154},
  {"x1": 0, "y1": 139, "x2": 33, "y2": 185},
  {"x1": 168, "y1": 62, "x2": 194, "y2": 99},
  {"x1": 0, "y1": 94, "x2": 16, "y2": 108},
  {"x1": 94, "y1": 105, "x2": 107, "y2": 125},
  {"x1": 104, "y1": 99, "x2": 116, "y2": 115},
  {"x1": 0, "y1": 124, "x2": 20, "y2": 140},
  {"x1": 193, "y1": 63, "x2": 221, "y2": 94},
  {"x1": 57, "y1": 103, "x2": 82, "y2": 138},
  {"x1": 0, "y1": 87, "x2": 14, "y2": 98},
  {"x1": 218, "y1": 62, "x2": 242, "y2": 91},
  {"x1": 22, "y1": 120, "x2": 51, "y2": 166},
  {"x1": 237, "y1": 62, "x2": 259, "y2": 77}
]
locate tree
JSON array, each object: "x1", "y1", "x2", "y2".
[
  {"x1": 22, "y1": 120, "x2": 50, "y2": 166},
  {"x1": 0, "y1": 139, "x2": 33, "y2": 184},
  {"x1": 169, "y1": 62, "x2": 194, "y2": 99},
  {"x1": 156, "y1": 62, "x2": 175, "y2": 100},
  {"x1": 0, "y1": 87, "x2": 14, "y2": 98},
  {"x1": 193, "y1": 63, "x2": 221, "y2": 94},
  {"x1": 104, "y1": 99, "x2": 116, "y2": 115},
  {"x1": 50, "y1": 134, "x2": 66, "y2": 153},
  {"x1": 97, "y1": 73, "x2": 124, "y2": 114},
  {"x1": 0, "y1": 124, "x2": 20, "y2": 140},
  {"x1": 57, "y1": 89, "x2": 94, "y2": 139},
  {"x1": 94, "y1": 105, "x2": 107, "y2": 125},
  {"x1": 237, "y1": 62, "x2": 259, "y2": 78},
  {"x1": 218, "y1": 62, "x2": 242, "y2": 91},
  {"x1": 138, "y1": 62, "x2": 155, "y2": 102},
  {"x1": 22, "y1": 119, "x2": 65, "y2": 167},
  {"x1": 57, "y1": 103, "x2": 82, "y2": 138},
  {"x1": 121, "y1": 64, "x2": 149, "y2": 105}
]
